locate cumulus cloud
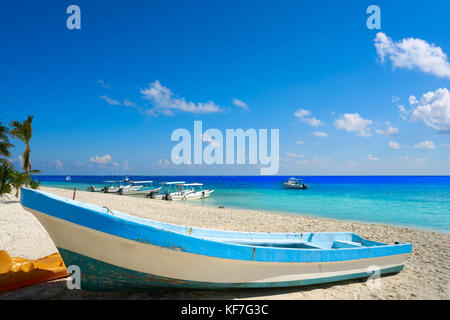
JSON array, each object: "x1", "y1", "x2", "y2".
[
  {"x1": 141, "y1": 80, "x2": 222, "y2": 116},
  {"x1": 414, "y1": 140, "x2": 436, "y2": 149},
  {"x1": 334, "y1": 113, "x2": 373, "y2": 137},
  {"x1": 376, "y1": 122, "x2": 399, "y2": 136},
  {"x1": 388, "y1": 141, "x2": 401, "y2": 150},
  {"x1": 90, "y1": 154, "x2": 112, "y2": 164},
  {"x1": 374, "y1": 32, "x2": 450, "y2": 78},
  {"x1": 313, "y1": 131, "x2": 328, "y2": 137},
  {"x1": 294, "y1": 108, "x2": 311, "y2": 118},
  {"x1": 294, "y1": 108, "x2": 324, "y2": 127},
  {"x1": 402, "y1": 88, "x2": 450, "y2": 133},
  {"x1": 368, "y1": 154, "x2": 379, "y2": 161},
  {"x1": 232, "y1": 98, "x2": 249, "y2": 111}
]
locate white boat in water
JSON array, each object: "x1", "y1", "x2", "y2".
[
  {"x1": 152, "y1": 182, "x2": 213, "y2": 200},
  {"x1": 103, "y1": 181, "x2": 125, "y2": 193},
  {"x1": 87, "y1": 186, "x2": 104, "y2": 192},
  {"x1": 284, "y1": 177, "x2": 308, "y2": 189},
  {"x1": 119, "y1": 181, "x2": 161, "y2": 196},
  {"x1": 170, "y1": 183, "x2": 214, "y2": 200},
  {"x1": 151, "y1": 181, "x2": 186, "y2": 200}
]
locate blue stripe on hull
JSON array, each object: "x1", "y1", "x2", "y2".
[{"x1": 58, "y1": 248, "x2": 404, "y2": 291}]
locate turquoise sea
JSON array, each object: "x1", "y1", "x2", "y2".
[{"x1": 37, "y1": 176, "x2": 450, "y2": 233}]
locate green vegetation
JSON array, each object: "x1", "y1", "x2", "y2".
[
  {"x1": 9, "y1": 115, "x2": 34, "y2": 173},
  {"x1": 0, "y1": 115, "x2": 40, "y2": 199},
  {"x1": 0, "y1": 162, "x2": 14, "y2": 198},
  {"x1": 0, "y1": 120, "x2": 14, "y2": 165}
]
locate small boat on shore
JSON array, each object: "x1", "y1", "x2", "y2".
[
  {"x1": 87, "y1": 186, "x2": 104, "y2": 192},
  {"x1": 20, "y1": 187, "x2": 412, "y2": 291},
  {"x1": 284, "y1": 177, "x2": 308, "y2": 189},
  {"x1": 119, "y1": 181, "x2": 161, "y2": 196},
  {"x1": 151, "y1": 181, "x2": 186, "y2": 200},
  {"x1": 152, "y1": 182, "x2": 213, "y2": 200},
  {"x1": 170, "y1": 183, "x2": 214, "y2": 200},
  {"x1": 103, "y1": 181, "x2": 130, "y2": 193}
]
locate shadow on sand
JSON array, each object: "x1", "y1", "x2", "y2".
[{"x1": 0, "y1": 273, "x2": 400, "y2": 300}]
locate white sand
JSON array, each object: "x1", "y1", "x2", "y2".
[{"x1": 0, "y1": 186, "x2": 449, "y2": 300}]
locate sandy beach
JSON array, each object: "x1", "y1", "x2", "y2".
[{"x1": 1, "y1": 186, "x2": 449, "y2": 300}]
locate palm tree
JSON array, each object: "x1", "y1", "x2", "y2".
[
  {"x1": 9, "y1": 115, "x2": 33, "y2": 173},
  {"x1": 0, "y1": 162, "x2": 14, "y2": 198},
  {"x1": 0, "y1": 120, "x2": 14, "y2": 164},
  {"x1": 10, "y1": 170, "x2": 30, "y2": 197}
]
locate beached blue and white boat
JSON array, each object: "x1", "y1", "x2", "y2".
[{"x1": 20, "y1": 187, "x2": 412, "y2": 291}]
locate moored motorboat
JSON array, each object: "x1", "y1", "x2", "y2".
[
  {"x1": 169, "y1": 183, "x2": 214, "y2": 200},
  {"x1": 151, "y1": 181, "x2": 186, "y2": 200},
  {"x1": 20, "y1": 188, "x2": 412, "y2": 291},
  {"x1": 103, "y1": 181, "x2": 123, "y2": 193},
  {"x1": 284, "y1": 177, "x2": 308, "y2": 189},
  {"x1": 87, "y1": 185, "x2": 104, "y2": 192},
  {"x1": 119, "y1": 181, "x2": 161, "y2": 196}
]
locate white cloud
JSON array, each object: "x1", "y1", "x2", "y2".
[
  {"x1": 296, "y1": 140, "x2": 304, "y2": 145},
  {"x1": 286, "y1": 152, "x2": 306, "y2": 158},
  {"x1": 374, "y1": 32, "x2": 450, "y2": 78},
  {"x1": 368, "y1": 154, "x2": 379, "y2": 161},
  {"x1": 294, "y1": 108, "x2": 324, "y2": 127},
  {"x1": 313, "y1": 131, "x2": 328, "y2": 137},
  {"x1": 100, "y1": 95, "x2": 121, "y2": 106},
  {"x1": 55, "y1": 160, "x2": 63, "y2": 169},
  {"x1": 232, "y1": 98, "x2": 249, "y2": 111},
  {"x1": 294, "y1": 108, "x2": 311, "y2": 118},
  {"x1": 302, "y1": 117, "x2": 324, "y2": 127},
  {"x1": 90, "y1": 154, "x2": 112, "y2": 164},
  {"x1": 123, "y1": 99, "x2": 137, "y2": 108},
  {"x1": 407, "y1": 88, "x2": 450, "y2": 133},
  {"x1": 388, "y1": 141, "x2": 401, "y2": 150},
  {"x1": 141, "y1": 80, "x2": 222, "y2": 115},
  {"x1": 392, "y1": 96, "x2": 401, "y2": 103},
  {"x1": 334, "y1": 113, "x2": 373, "y2": 137},
  {"x1": 376, "y1": 122, "x2": 399, "y2": 136},
  {"x1": 414, "y1": 140, "x2": 436, "y2": 149}
]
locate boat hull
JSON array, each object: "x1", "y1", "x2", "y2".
[
  {"x1": 119, "y1": 187, "x2": 161, "y2": 196},
  {"x1": 20, "y1": 188, "x2": 411, "y2": 291}
]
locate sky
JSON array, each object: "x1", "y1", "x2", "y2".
[{"x1": 1, "y1": 0, "x2": 449, "y2": 175}]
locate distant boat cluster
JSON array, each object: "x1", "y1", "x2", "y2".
[{"x1": 86, "y1": 178, "x2": 214, "y2": 201}]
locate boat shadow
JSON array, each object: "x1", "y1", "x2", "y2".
[{"x1": 0, "y1": 273, "x2": 400, "y2": 300}]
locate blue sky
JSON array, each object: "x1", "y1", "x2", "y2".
[{"x1": 1, "y1": 0, "x2": 449, "y2": 175}]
